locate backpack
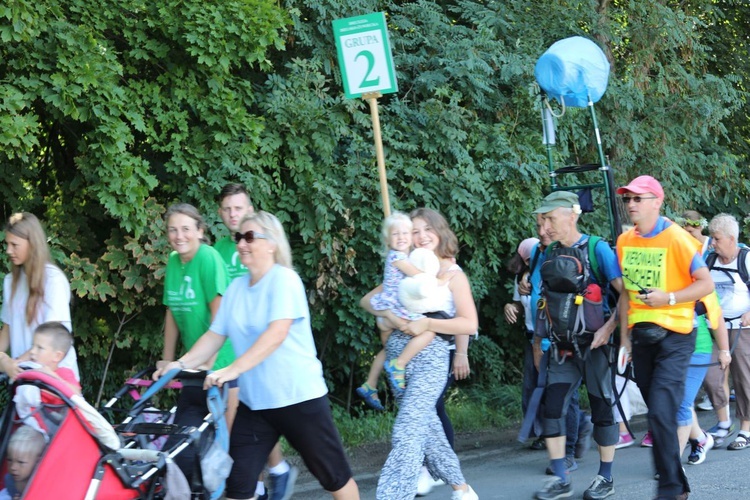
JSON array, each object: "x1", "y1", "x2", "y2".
[
  {"x1": 537, "y1": 237, "x2": 607, "y2": 350},
  {"x1": 705, "y1": 247, "x2": 750, "y2": 288}
]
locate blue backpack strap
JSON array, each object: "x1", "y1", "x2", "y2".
[{"x1": 529, "y1": 243, "x2": 543, "y2": 275}]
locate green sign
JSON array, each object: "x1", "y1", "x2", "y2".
[{"x1": 332, "y1": 12, "x2": 398, "y2": 99}]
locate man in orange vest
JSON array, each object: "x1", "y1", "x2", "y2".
[{"x1": 616, "y1": 175, "x2": 715, "y2": 500}]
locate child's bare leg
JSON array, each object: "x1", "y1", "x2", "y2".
[
  {"x1": 378, "y1": 323, "x2": 392, "y2": 346},
  {"x1": 385, "y1": 332, "x2": 436, "y2": 393},
  {"x1": 396, "y1": 331, "x2": 436, "y2": 368},
  {"x1": 363, "y1": 325, "x2": 392, "y2": 388},
  {"x1": 365, "y1": 349, "x2": 387, "y2": 388},
  {"x1": 356, "y1": 326, "x2": 391, "y2": 410}
]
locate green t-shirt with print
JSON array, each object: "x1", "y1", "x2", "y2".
[
  {"x1": 163, "y1": 244, "x2": 234, "y2": 369},
  {"x1": 214, "y1": 236, "x2": 249, "y2": 281}
]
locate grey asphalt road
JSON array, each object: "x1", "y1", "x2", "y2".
[{"x1": 292, "y1": 407, "x2": 750, "y2": 499}]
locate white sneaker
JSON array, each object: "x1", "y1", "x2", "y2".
[
  {"x1": 416, "y1": 466, "x2": 445, "y2": 496},
  {"x1": 696, "y1": 394, "x2": 713, "y2": 411},
  {"x1": 451, "y1": 485, "x2": 478, "y2": 500},
  {"x1": 688, "y1": 431, "x2": 714, "y2": 465}
]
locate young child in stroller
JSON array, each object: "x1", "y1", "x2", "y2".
[
  {"x1": 2, "y1": 367, "x2": 228, "y2": 499},
  {"x1": 0, "y1": 425, "x2": 45, "y2": 500}
]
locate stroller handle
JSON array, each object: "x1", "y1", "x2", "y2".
[
  {"x1": 128, "y1": 368, "x2": 209, "y2": 417},
  {"x1": 128, "y1": 368, "x2": 183, "y2": 416},
  {"x1": 111, "y1": 366, "x2": 156, "y2": 400}
]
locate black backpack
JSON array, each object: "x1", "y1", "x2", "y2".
[
  {"x1": 705, "y1": 247, "x2": 750, "y2": 288},
  {"x1": 538, "y1": 237, "x2": 607, "y2": 349}
]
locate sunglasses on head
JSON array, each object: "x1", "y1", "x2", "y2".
[
  {"x1": 621, "y1": 195, "x2": 657, "y2": 204},
  {"x1": 234, "y1": 230, "x2": 267, "y2": 244}
]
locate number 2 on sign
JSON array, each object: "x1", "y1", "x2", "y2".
[{"x1": 355, "y1": 50, "x2": 380, "y2": 88}]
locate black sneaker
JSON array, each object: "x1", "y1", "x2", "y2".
[
  {"x1": 534, "y1": 478, "x2": 573, "y2": 500},
  {"x1": 531, "y1": 437, "x2": 547, "y2": 450},
  {"x1": 583, "y1": 475, "x2": 614, "y2": 499}
]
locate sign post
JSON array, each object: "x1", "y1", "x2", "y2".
[{"x1": 333, "y1": 13, "x2": 398, "y2": 217}]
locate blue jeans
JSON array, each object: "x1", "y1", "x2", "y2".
[{"x1": 633, "y1": 328, "x2": 695, "y2": 497}]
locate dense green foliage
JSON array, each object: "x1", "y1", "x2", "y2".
[{"x1": 1, "y1": 0, "x2": 749, "y2": 411}]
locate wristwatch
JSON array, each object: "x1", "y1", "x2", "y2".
[{"x1": 668, "y1": 292, "x2": 676, "y2": 306}]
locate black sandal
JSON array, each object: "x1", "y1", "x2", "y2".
[{"x1": 727, "y1": 433, "x2": 750, "y2": 450}]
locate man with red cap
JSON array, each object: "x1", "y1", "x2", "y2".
[{"x1": 616, "y1": 175, "x2": 715, "y2": 500}]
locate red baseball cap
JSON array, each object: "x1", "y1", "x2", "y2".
[{"x1": 616, "y1": 175, "x2": 664, "y2": 199}]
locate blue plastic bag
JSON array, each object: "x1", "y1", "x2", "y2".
[{"x1": 535, "y1": 36, "x2": 610, "y2": 108}]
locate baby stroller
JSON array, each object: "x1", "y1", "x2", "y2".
[
  {"x1": 0, "y1": 367, "x2": 230, "y2": 499},
  {"x1": 102, "y1": 367, "x2": 232, "y2": 500}
]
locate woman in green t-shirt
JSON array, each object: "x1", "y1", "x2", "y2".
[
  {"x1": 160, "y1": 204, "x2": 232, "y2": 372},
  {"x1": 158, "y1": 203, "x2": 234, "y2": 486}
]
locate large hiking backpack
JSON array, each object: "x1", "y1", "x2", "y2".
[{"x1": 538, "y1": 237, "x2": 607, "y2": 349}]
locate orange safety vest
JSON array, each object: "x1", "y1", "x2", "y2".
[{"x1": 617, "y1": 222, "x2": 701, "y2": 334}]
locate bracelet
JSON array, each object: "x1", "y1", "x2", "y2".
[
  {"x1": 719, "y1": 350, "x2": 731, "y2": 355},
  {"x1": 455, "y1": 352, "x2": 468, "y2": 357}
]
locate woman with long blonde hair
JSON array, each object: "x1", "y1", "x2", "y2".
[{"x1": 0, "y1": 212, "x2": 78, "y2": 379}]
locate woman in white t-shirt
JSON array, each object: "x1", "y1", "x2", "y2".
[{"x1": 0, "y1": 213, "x2": 78, "y2": 380}]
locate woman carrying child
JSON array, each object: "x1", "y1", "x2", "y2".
[
  {"x1": 0, "y1": 213, "x2": 78, "y2": 381},
  {"x1": 357, "y1": 212, "x2": 448, "y2": 403},
  {"x1": 362, "y1": 208, "x2": 478, "y2": 500}
]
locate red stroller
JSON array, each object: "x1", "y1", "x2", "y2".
[{"x1": 0, "y1": 368, "x2": 230, "y2": 499}]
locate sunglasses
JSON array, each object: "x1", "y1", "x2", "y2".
[
  {"x1": 234, "y1": 230, "x2": 268, "y2": 244},
  {"x1": 621, "y1": 195, "x2": 657, "y2": 204}
]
